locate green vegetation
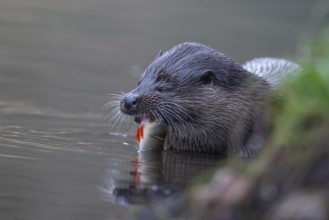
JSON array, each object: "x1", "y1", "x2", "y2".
[{"x1": 274, "y1": 30, "x2": 329, "y2": 147}]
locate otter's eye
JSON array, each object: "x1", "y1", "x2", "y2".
[
  {"x1": 157, "y1": 87, "x2": 164, "y2": 92},
  {"x1": 156, "y1": 72, "x2": 171, "y2": 83},
  {"x1": 156, "y1": 85, "x2": 173, "y2": 93},
  {"x1": 200, "y1": 71, "x2": 215, "y2": 85},
  {"x1": 155, "y1": 71, "x2": 176, "y2": 92}
]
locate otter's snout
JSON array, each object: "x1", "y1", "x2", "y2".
[{"x1": 120, "y1": 93, "x2": 138, "y2": 114}]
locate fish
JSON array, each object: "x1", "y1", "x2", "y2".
[{"x1": 136, "y1": 121, "x2": 166, "y2": 151}]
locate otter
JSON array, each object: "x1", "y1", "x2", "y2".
[{"x1": 117, "y1": 42, "x2": 299, "y2": 157}]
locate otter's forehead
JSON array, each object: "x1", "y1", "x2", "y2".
[{"x1": 141, "y1": 42, "x2": 222, "y2": 80}]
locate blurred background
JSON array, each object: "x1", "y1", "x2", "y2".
[
  {"x1": 0, "y1": 0, "x2": 317, "y2": 114},
  {"x1": 0, "y1": 0, "x2": 319, "y2": 219}
]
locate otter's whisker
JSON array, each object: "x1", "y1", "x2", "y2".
[
  {"x1": 105, "y1": 106, "x2": 121, "y2": 120},
  {"x1": 103, "y1": 101, "x2": 120, "y2": 109},
  {"x1": 109, "y1": 110, "x2": 126, "y2": 131},
  {"x1": 127, "y1": 123, "x2": 138, "y2": 135}
]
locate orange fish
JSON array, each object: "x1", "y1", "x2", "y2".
[{"x1": 136, "y1": 121, "x2": 166, "y2": 151}]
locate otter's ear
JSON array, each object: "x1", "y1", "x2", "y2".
[
  {"x1": 155, "y1": 50, "x2": 164, "y2": 59},
  {"x1": 199, "y1": 71, "x2": 216, "y2": 85}
]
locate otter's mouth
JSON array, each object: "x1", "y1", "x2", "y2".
[
  {"x1": 133, "y1": 115, "x2": 156, "y2": 125},
  {"x1": 120, "y1": 94, "x2": 166, "y2": 149}
]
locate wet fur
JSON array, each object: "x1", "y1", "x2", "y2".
[{"x1": 120, "y1": 42, "x2": 271, "y2": 156}]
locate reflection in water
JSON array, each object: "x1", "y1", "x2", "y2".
[{"x1": 101, "y1": 150, "x2": 223, "y2": 208}]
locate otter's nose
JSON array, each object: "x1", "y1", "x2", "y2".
[{"x1": 120, "y1": 94, "x2": 138, "y2": 113}]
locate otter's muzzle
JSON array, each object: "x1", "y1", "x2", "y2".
[{"x1": 120, "y1": 93, "x2": 138, "y2": 114}]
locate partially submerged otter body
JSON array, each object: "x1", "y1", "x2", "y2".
[{"x1": 119, "y1": 42, "x2": 299, "y2": 157}]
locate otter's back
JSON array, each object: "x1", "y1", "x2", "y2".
[{"x1": 243, "y1": 58, "x2": 300, "y2": 87}]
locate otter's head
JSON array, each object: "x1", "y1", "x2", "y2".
[{"x1": 120, "y1": 42, "x2": 251, "y2": 132}]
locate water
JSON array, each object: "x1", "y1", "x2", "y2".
[{"x1": 0, "y1": 0, "x2": 316, "y2": 219}]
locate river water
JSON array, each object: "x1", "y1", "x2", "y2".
[{"x1": 0, "y1": 0, "x2": 316, "y2": 219}]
